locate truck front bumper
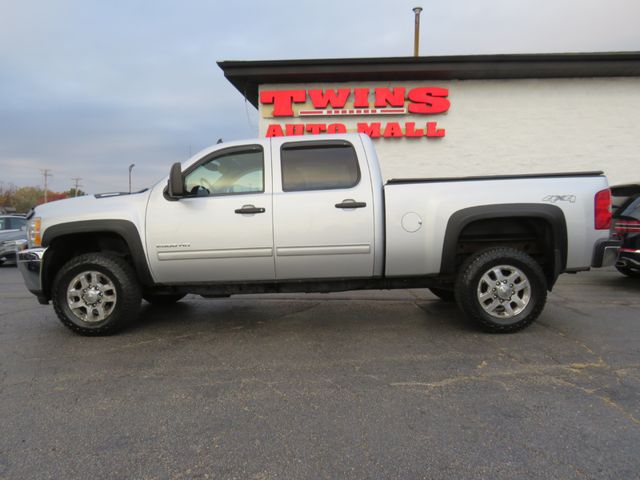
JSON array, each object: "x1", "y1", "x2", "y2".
[
  {"x1": 16, "y1": 241, "x2": 49, "y2": 304},
  {"x1": 591, "y1": 238, "x2": 621, "y2": 268},
  {"x1": 0, "y1": 240, "x2": 21, "y2": 261}
]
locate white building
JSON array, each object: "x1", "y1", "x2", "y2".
[{"x1": 218, "y1": 53, "x2": 640, "y2": 185}]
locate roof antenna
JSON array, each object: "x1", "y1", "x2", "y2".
[
  {"x1": 217, "y1": 138, "x2": 223, "y2": 144},
  {"x1": 413, "y1": 7, "x2": 423, "y2": 57}
]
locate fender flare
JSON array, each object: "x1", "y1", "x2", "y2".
[
  {"x1": 42, "y1": 219, "x2": 154, "y2": 286},
  {"x1": 440, "y1": 203, "x2": 568, "y2": 285}
]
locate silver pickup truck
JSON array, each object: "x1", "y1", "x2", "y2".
[{"x1": 17, "y1": 133, "x2": 619, "y2": 335}]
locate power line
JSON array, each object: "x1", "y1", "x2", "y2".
[
  {"x1": 40, "y1": 169, "x2": 52, "y2": 203},
  {"x1": 71, "y1": 177, "x2": 82, "y2": 197}
]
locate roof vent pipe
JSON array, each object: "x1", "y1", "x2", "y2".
[{"x1": 413, "y1": 6, "x2": 423, "y2": 57}]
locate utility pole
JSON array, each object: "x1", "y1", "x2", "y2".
[
  {"x1": 71, "y1": 177, "x2": 82, "y2": 197},
  {"x1": 413, "y1": 6, "x2": 423, "y2": 57},
  {"x1": 40, "y1": 169, "x2": 53, "y2": 203}
]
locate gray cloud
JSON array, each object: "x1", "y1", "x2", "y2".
[{"x1": 0, "y1": 0, "x2": 638, "y2": 193}]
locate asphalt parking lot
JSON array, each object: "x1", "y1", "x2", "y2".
[{"x1": 0, "y1": 265, "x2": 639, "y2": 480}]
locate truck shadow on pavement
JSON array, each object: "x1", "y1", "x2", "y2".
[
  {"x1": 607, "y1": 276, "x2": 640, "y2": 290},
  {"x1": 128, "y1": 296, "x2": 475, "y2": 337}
]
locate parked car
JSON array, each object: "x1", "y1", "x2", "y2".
[
  {"x1": 0, "y1": 215, "x2": 28, "y2": 265},
  {"x1": 610, "y1": 183, "x2": 640, "y2": 278},
  {"x1": 16, "y1": 133, "x2": 617, "y2": 335}
]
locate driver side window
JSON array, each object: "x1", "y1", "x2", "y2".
[{"x1": 184, "y1": 148, "x2": 264, "y2": 197}]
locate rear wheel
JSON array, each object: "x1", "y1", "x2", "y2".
[
  {"x1": 455, "y1": 247, "x2": 547, "y2": 333},
  {"x1": 52, "y1": 253, "x2": 141, "y2": 336}
]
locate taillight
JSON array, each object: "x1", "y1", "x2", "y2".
[
  {"x1": 614, "y1": 218, "x2": 640, "y2": 234},
  {"x1": 594, "y1": 189, "x2": 612, "y2": 230}
]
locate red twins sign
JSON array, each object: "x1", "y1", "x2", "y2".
[{"x1": 260, "y1": 86, "x2": 450, "y2": 139}]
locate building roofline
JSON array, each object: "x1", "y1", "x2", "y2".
[{"x1": 217, "y1": 51, "x2": 640, "y2": 108}]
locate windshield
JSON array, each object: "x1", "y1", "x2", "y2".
[
  {"x1": 0, "y1": 217, "x2": 26, "y2": 231},
  {"x1": 621, "y1": 197, "x2": 640, "y2": 221}
]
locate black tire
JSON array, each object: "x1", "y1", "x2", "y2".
[
  {"x1": 143, "y1": 293, "x2": 186, "y2": 305},
  {"x1": 52, "y1": 253, "x2": 142, "y2": 336},
  {"x1": 615, "y1": 265, "x2": 640, "y2": 278},
  {"x1": 429, "y1": 287, "x2": 456, "y2": 302},
  {"x1": 454, "y1": 247, "x2": 547, "y2": 333}
]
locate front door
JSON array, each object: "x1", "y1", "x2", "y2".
[{"x1": 145, "y1": 141, "x2": 275, "y2": 283}]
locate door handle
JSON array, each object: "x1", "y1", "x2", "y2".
[
  {"x1": 335, "y1": 199, "x2": 367, "y2": 209},
  {"x1": 235, "y1": 205, "x2": 265, "y2": 214}
]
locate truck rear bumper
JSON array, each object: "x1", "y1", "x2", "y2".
[
  {"x1": 591, "y1": 239, "x2": 621, "y2": 268},
  {"x1": 16, "y1": 241, "x2": 49, "y2": 304}
]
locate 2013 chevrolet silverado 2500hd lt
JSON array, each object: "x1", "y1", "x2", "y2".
[{"x1": 17, "y1": 134, "x2": 619, "y2": 335}]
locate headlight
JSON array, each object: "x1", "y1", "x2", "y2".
[{"x1": 28, "y1": 217, "x2": 42, "y2": 248}]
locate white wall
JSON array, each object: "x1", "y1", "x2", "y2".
[{"x1": 259, "y1": 78, "x2": 640, "y2": 186}]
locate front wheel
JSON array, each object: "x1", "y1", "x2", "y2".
[
  {"x1": 52, "y1": 253, "x2": 142, "y2": 336},
  {"x1": 455, "y1": 247, "x2": 547, "y2": 333}
]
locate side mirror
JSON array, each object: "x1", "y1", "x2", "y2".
[{"x1": 167, "y1": 162, "x2": 185, "y2": 197}]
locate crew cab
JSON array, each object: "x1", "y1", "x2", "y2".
[{"x1": 17, "y1": 134, "x2": 618, "y2": 335}]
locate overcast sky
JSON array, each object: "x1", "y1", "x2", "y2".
[{"x1": 1, "y1": 0, "x2": 639, "y2": 193}]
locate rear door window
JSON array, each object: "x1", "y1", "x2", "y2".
[{"x1": 280, "y1": 142, "x2": 360, "y2": 192}]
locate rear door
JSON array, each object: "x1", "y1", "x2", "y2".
[{"x1": 270, "y1": 137, "x2": 375, "y2": 280}]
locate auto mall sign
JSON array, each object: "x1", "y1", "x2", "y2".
[{"x1": 259, "y1": 86, "x2": 450, "y2": 139}]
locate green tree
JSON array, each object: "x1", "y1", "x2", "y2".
[
  {"x1": 12, "y1": 187, "x2": 43, "y2": 213},
  {"x1": 0, "y1": 183, "x2": 17, "y2": 211},
  {"x1": 67, "y1": 188, "x2": 86, "y2": 197}
]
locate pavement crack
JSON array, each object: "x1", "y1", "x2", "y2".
[
  {"x1": 391, "y1": 376, "x2": 478, "y2": 389},
  {"x1": 392, "y1": 362, "x2": 640, "y2": 428},
  {"x1": 550, "y1": 377, "x2": 640, "y2": 427},
  {"x1": 566, "y1": 359, "x2": 608, "y2": 373}
]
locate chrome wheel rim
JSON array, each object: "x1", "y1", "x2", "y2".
[
  {"x1": 67, "y1": 270, "x2": 117, "y2": 323},
  {"x1": 476, "y1": 265, "x2": 531, "y2": 320}
]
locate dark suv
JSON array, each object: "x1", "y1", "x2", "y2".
[{"x1": 611, "y1": 185, "x2": 640, "y2": 278}]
